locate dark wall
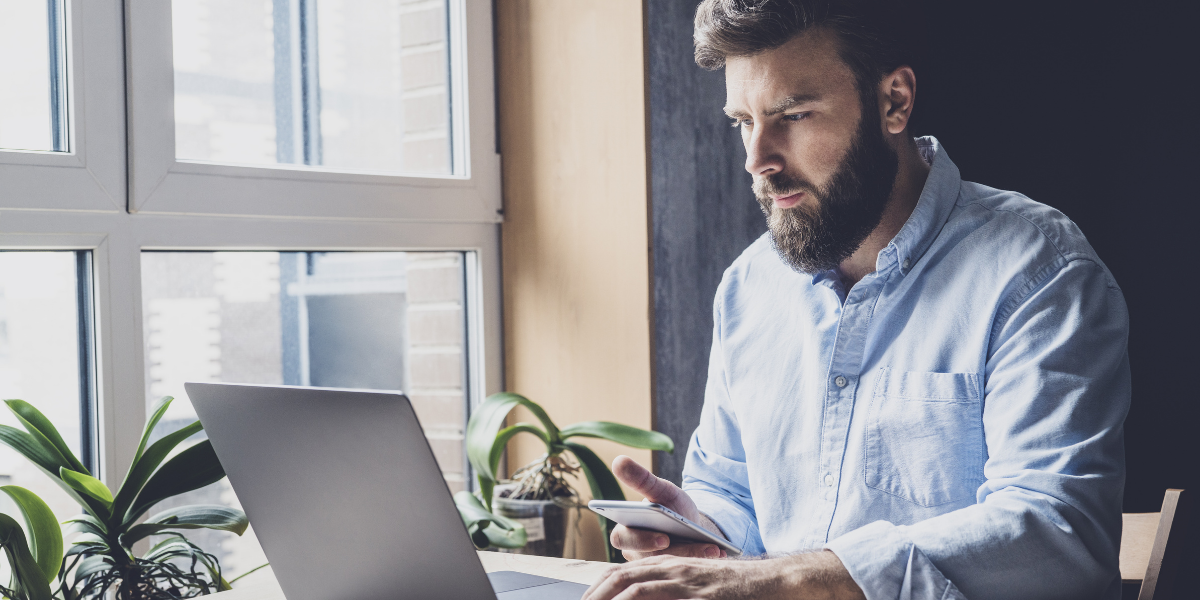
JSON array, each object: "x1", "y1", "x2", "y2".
[
  {"x1": 646, "y1": 0, "x2": 763, "y2": 482},
  {"x1": 912, "y1": 0, "x2": 1200, "y2": 574},
  {"x1": 647, "y1": 0, "x2": 1197, "y2": 571}
]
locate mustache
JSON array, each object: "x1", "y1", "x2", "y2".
[{"x1": 753, "y1": 172, "x2": 820, "y2": 203}]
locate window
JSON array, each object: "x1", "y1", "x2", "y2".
[
  {"x1": 0, "y1": 0, "x2": 68, "y2": 152},
  {"x1": 127, "y1": 0, "x2": 497, "y2": 220},
  {"x1": 173, "y1": 0, "x2": 456, "y2": 174},
  {"x1": 141, "y1": 251, "x2": 468, "y2": 483},
  {"x1": 140, "y1": 250, "x2": 471, "y2": 575},
  {"x1": 0, "y1": 251, "x2": 94, "y2": 524},
  {"x1": 0, "y1": 0, "x2": 501, "y2": 580}
]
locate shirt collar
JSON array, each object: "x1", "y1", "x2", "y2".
[
  {"x1": 803, "y1": 136, "x2": 961, "y2": 286},
  {"x1": 883, "y1": 136, "x2": 961, "y2": 276}
]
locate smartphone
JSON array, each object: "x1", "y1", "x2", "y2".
[{"x1": 588, "y1": 500, "x2": 742, "y2": 557}]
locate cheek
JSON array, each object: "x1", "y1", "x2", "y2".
[{"x1": 783, "y1": 124, "x2": 848, "y2": 183}]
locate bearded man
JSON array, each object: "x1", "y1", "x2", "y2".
[{"x1": 583, "y1": 1, "x2": 1129, "y2": 599}]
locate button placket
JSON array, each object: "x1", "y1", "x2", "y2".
[{"x1": 815, "y1": 274, "x2": 884, "y2": 543}]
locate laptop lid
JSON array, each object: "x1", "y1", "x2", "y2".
[{"x1": 186, "y1": 382, "x2": 498, "y2": 600}]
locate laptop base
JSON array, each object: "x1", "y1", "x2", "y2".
[{"x1": 489, "y1": 571, "x2": 588, "y2": 599}]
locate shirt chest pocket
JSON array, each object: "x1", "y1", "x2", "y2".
[{"x1": 865, "y1": 369, "x2": 985, "y2": 507}]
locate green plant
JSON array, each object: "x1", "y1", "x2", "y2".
[
  {"x1": 0, "y1": 396, "x2": 250, "y2": 599},
  {"x1": 0, "y1": 485, "x2": 63, "y2": 600},
  {"x1": 466, "y1": 392, "x2": 674, "y2": 562},
  {"x1": 452, "y1": 491, "x2": 526, "y2": 550}
]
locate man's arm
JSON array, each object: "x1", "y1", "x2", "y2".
[
  {"x1": 676, "y1": 290, "x2": 765, "y2": 556},
  {"x1": 827, "y1": 258, "x2": 1129, "y2": 599}
]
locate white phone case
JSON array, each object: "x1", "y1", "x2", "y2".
[{"x1": 587, "y1": 500, "x2": 742, "y2": 557}]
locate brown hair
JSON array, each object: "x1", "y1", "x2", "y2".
[{"x1": 694, "y1": 0, "x2": 916, "y2": 104}]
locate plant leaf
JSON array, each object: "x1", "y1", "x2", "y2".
[
  {"x1": 63, "y1": 514, "x2": 107, "y2": 538},
  {"x1": 5, "y1": 399, "x2": 89, "y2": 475},
  {"x1": 72, "y1": 554, "x2": 114, "y2": 582},
  {"x1": 466, "y1": 393, "x2": 558, "y2": 510},
  {"x1": 124, "y1": 439, "x2": 225, "y2": 525},
  {"x1": 486, "y1": 423, "x2": 549, "y2": 506},
  {"x1": 0, "y1": 425, "x2": 109, "y2": 518},
  {"x1": 0, "y1": 425, "x2": 64, "y2": 474},
  {"x1": 109, "y1": 420, "x2": 203, "y2": 527},
  {"x1": 560, "y1": 422, "x2": 675, "y2": 452},
  {"x1": 561, "y1": 441, "x2": 625, "y2": 563},
  {"x1": 121, "y1": 505, "x2": 248, "y2": 546},
  {"x1": 143, "y1": 534, "x2": 189, "y2": 560},
  {"x1": 0, "y1": 485, "x2": 64, "y2": 583},
  {"x1": 482, "y1": 522, "x2": 529, "y2": 549},
  {"x1": 136, "y1": 396, "x2": 174, "y2": 464},
  {"x1": 228, "y1": 563, "x2": 270, "y2": 585},
  {"x1": 0, "y1": 513, "x2": 53, "y2": 600},
  {"x1": 453, "y1": 491, "x2": 527, "y2": 549},
  {"x1": 59, "y1": 469, "x2": 114, "y2": 509}
]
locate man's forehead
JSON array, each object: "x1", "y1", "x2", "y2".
[{"x1": 723, "y1": 29, "x2": 853, "y2": 110}]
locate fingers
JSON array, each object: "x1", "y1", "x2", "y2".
[
  {"x1": 583, "y1": 562, "x2": 681, "y2": 600},
  {"x1": 611, "y1": 526, "x2": 725, "y2": 561},
  {"x1": 611, "y1": 455, "x2": 689, "y2": 510},
  {"x1": 611, "y1": 525, "x2": 669, "y2": 553},
  {"x1": 662, "y1": 543, "x2": 723, "y2": 559}
]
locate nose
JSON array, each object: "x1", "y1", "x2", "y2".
[{"x1": 743, "y1": 124, "x2": 784, "y2": 178}]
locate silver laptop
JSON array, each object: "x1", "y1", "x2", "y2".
[{"x1": 186, "y1": 382, "x2": 590, "y2": 600}]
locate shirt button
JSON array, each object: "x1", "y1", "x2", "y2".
[
  {"x1": 834, "y1": 375, "x2": 847, "y2": 388},
  {"x1": 824, "y1": 473, "x2": 835, "y2": 486},
  {"x1": 902, "y1": 258, "x2": 912, "y2": 269}
]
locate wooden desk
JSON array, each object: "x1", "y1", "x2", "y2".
[{"x1": 208, "y1": 552, "x2": 611, "y2": 599}]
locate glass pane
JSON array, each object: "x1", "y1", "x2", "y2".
[
  {"x1": 141, "y1": 251, "x2": 468, "y2": 579},
  {"x1": 0, "y1": 252, "x2": 87, "y2": 527},
  {"x1": 173, "y1": 0, "x2": 454, "y2": 175},
  {"x1": 171, "y1": 0, "x2": 278, "y2": 165},
  {"x1": 0, "y1": 0, "x2": 67, "y2": 152}
]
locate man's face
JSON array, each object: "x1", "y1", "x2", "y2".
[{"x1": 725, "y1": 29, "x2": 899, "y2": 274}]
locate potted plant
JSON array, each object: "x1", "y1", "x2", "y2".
[
  {"x1": 0, "y1": 396, "x2": 256, "y2": 599},
  {"x1": 466, "y1": 392, "x2": 674, "y2": 562}
]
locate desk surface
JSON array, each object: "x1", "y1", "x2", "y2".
[{"x1": 209, "y1": 552, "x2": 611, "y2": 600}]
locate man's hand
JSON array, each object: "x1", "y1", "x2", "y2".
[
  {"x1": 609, "y1": 456, "x2": 728, "y2": 560},
  {"x1": 581, "y1": 551, "x2": 866, "y2": 600}
]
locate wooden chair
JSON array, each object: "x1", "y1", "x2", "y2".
[{"x1": 1121, "y1": 489, "x2": 1188, "y2": 600}]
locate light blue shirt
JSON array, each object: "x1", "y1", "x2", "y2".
[{"x1": 682, "y1": 137, "x2": 1129, "y2": 600}]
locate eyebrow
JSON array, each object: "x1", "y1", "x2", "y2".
[{"x1": 723, "y1": 94, "x2": 822, "y2": 119}]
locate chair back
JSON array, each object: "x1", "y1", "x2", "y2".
[{"x1": 1120, "y1": 489, "x2": 1188, "y2": 600}]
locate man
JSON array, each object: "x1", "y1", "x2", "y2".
[{"x1": 583, "y1": 1, "x2": 1129, "y2": 599}]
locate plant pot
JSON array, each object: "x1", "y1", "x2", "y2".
[{"x1": 493, "y1": 491, "x2": 576, "y2": 558}]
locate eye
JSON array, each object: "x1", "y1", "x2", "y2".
[
  {"x1": 730, "y1": 118, "x2": 752, "y2": 129},
  {"x1": 782, "y1": 112, "x2": 811, "y2": 122}
]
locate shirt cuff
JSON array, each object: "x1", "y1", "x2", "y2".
[
  {"x1": 682, "y1": 486, "x2": 764, "y2": 556},
  {"x1": 825, "y1": 521, "x2": 966, "y2": 600}
]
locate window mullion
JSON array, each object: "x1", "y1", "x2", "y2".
[
  {"x1": 75, "y1": 250, "x2": 98, "y2": 474},
  {"x1": 46, "y1": 0, "x2": 69, "y2": 152}
]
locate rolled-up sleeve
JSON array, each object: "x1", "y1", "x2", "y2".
[
  {"x1": 826, "y1": 258, "x2": 1129, "y2": 600},
  {"x1": 681, "y1": 290, "x2": 766, "y2": 556}
]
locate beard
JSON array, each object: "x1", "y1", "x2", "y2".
[{"x1": 753, "y1": 109, "x2": 900, "y2": 275}]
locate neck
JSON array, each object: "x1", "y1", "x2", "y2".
[{"x1": 838, "y1": 137, "x2": 930, "y2": 289}]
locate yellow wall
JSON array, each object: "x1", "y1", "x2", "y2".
[{"x1": 496, "y1": 0, "x2": 651, "y2": 559}]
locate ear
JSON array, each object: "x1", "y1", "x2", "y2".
[{"x1": 881, "y1": 66, "x2": 917, "y2": 135}]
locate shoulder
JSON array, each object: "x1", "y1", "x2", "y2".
[{"x1": 951, "y1": 182, "x2": 1120, "y2": 290}]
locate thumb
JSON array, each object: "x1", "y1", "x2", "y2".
[{"x1": 611, "y1": 455, "x2": 693, "y2": 514}]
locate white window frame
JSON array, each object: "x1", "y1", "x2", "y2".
[
  {"x1": 0, "y1": 0, "x2": 504, "y2": 492},
  {"x1": 0, "y1": 0, "x2": 126, "y2": 212},
  {"x1": 125, "y1": 0, "x2": 501, "y2": 222}
]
